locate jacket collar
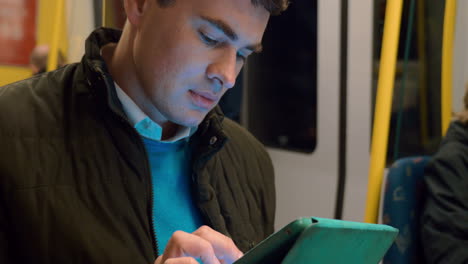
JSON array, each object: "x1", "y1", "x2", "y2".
[{"x1": 82, "y1": 28, "x2": 126, "y2": 119}]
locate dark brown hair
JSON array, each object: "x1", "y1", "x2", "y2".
[{"x1": 157, "y1": 0, "x2": 289, "y2": 15}]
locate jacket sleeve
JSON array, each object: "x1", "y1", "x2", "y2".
[
  {"x1": 420, "y1": 146, "x2": 468, "y2": 264},
  {"x1": 0, "y1": 199, "x2": 10, "y2": 262},
  {"x1": 260, "y1": 148, "x2": 275, "y2": 238}
]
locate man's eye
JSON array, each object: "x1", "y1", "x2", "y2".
[
  {"x1": 236, "y1": 52, "x2": 247, "y2": 62},
  {"x1": 199, "y1": 32, "x2": 219, "y2": 46}
]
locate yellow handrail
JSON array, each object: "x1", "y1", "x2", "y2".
[
  {"x1": 103, "y1": 0, "x2": 107, "y2": 26},
  {"x1": 364, "y1": 0, "x2": 404, "y2": 224},
  {"x1": 102, "y1": 0, "x2": 118, "y2": 28},
  {"x1": 46, "y1": 0, "x2": 65, "y2": 71},
  {"x1": 441, "y1": 0, "x2": 457, "y2": 136}
]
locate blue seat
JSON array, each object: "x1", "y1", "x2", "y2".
[{"x1": 382, "y1": 156, "x2": 431, "y2": 264}]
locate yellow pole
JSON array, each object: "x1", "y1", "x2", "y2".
[
  {"x1": 102, "y1": 0, "x2": 107, "y2": 27},
  {"x1": 46, "y1": 0, "x2": 65, "y2": 71},
  {"x1": 441, "y1": 0, "x2": 457, "y2": 136},
  {"x1": 364, "y1": 0, "x2": 404, "y2": 223},
  {"x1": 102, "y1": 0, "x2": 117, "y2": 28}
]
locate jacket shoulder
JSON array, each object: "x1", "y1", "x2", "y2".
[
  {"x1": 218, "y1": 118, "x2": 274, "y2": 185},
  {"x1": 427, "y1": 139, "x2": 468, "y2": 176},
  {"x1": 222, "y1": 118, "x2": 269, "y2": 156},
  {"x1": 0, "y1": 64, "x2": 81, "y2": 136}
]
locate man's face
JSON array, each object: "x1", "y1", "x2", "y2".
[{"x1": 131, "y1": 0, "x2": 270, "y2": 127}]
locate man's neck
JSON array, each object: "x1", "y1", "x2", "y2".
[{"x1": 101, "y1": 38, "x2": 181, "y2": 140}]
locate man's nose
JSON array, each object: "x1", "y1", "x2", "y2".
[{"x1": 206, "y1": 49, "x2": 238, "y2": 90}]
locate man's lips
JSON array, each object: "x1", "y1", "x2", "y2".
[{"x1": 189, "y1": 90, "x2": 218, "y2": 109}]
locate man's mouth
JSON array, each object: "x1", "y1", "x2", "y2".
[{"x1": 189, "y1": 90, "x2": 218, "y2": 109}]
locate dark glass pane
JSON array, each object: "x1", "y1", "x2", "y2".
[
  {"x1": 219, "y1": 71, "x2": 243, "y2": 123},
  {"x1": 372, "y1": 0, "x2": 444, "y2": 165},
  {"x1": 246, "y1": 0, "x2": 318, "y2": 153}
]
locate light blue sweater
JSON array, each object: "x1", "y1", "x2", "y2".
[{"x1": 142, "y1": 137, "x2": 204, "y2": 255}]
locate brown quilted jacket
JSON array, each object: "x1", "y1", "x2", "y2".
[{"x1": 0, "y1": 28, "x2": 275, "y2": 264}]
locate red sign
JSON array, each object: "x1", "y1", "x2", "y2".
[{"x1": 0, "y1": 0, "x2": 37, "y2": 66}]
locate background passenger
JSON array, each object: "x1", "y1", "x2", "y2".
[{"x1": 420, "y1": 86, "x2": 468, "y2": 263}]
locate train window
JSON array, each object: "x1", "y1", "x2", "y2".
[
  {"x1": 245, "y1": 0, "x2": 318, "y2": 154},
  {"x1": 373, "y1": 0, "x2": 444, "y2": 165}
]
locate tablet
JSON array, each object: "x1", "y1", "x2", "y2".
[
  {"x1": 234, "y1": 217, "x2": 313, "y2": 264},
  {"x1": 234, "y1": 217, "x2": 398, "y2": 264}
]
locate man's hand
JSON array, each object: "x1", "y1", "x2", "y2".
[{"x1": 154, "y1": 226, "x2": 243, "y2": 264}]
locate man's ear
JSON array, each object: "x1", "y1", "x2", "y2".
[{"x1": 123, "y1": 0, "x2": 148, "y2": 26}]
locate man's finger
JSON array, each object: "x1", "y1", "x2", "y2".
[
  {"x1": 192, "y1": 226, "x2": 243, "y2": 263},
  {"x1": 164, "y1": 257, "x2": 200, "y2": 264},
  {"x1": 161, "y1": 230, "x2": 221, "y2": 264}
]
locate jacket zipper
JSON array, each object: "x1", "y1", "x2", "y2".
[
  {"x1": 103, "y1": 100, "x2": 159, "y2": 258},
  {"x1": 148, "y1": 158, "x2": 158, "y2": 257},
  {"x1": 94, "y1": 67, "x2": 160, "y2": 258},
  {"x1": 116, "y1": 115, "x2": 159, "y2": 257},
  {"x1": 134, "y1": 125, "x2": 159, "y2": 257}
]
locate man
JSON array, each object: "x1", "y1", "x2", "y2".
[
  {"x1": 0, "y1": 0, "x2": 288, "y2": 263},
  {"x1": 29, "y1": 45, "x2": 66, "y2": 75}
]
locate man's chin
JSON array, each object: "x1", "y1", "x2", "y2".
[
  {"x1": 171, "y1": 108, "x2": 212, "y2": 128},
  {"x1": 176, "y1": 114, "x2": 206, "y2": 128}
]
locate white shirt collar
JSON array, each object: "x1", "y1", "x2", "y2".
[{"x1": 114, "y1": 82, "x2": 195, "y2": 142}]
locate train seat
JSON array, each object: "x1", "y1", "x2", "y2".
[{"x1": 381, "y1": 156, "x2": 431, "y2": 264}]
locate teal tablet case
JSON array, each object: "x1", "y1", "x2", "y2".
[
  {"x1": 282, "y1": 217, "x2": 399, "y2": 264},
  {"x1": 234, "y1": 217, "x2": 398, "y2": 264},
  {"x1": 235, "y1": 217, "x2": 313, "y2": 264}
]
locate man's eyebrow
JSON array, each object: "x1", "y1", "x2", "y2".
[
  {"x1": 200, "y1": 15, "x2": 238, "y2": 41},
  {"x1": 200, "y1": 15, "x2": 263, "y2": 53}
]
